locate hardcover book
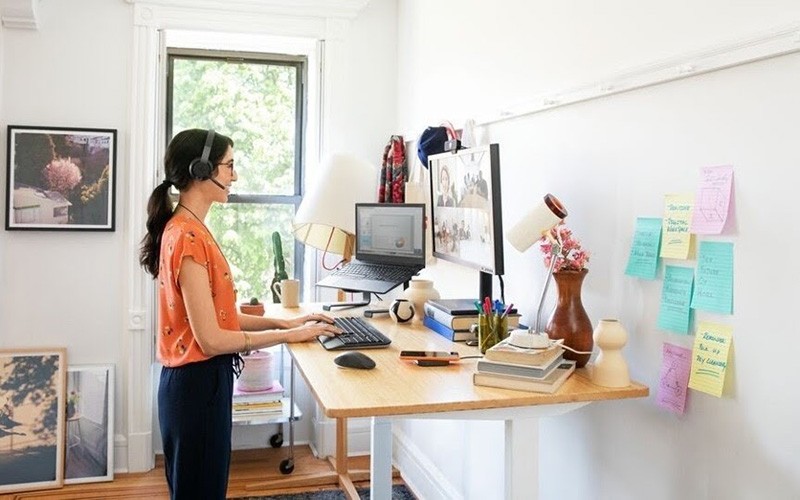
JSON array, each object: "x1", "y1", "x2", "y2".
[
  {"x1": 425, "y1": 298, "x2": 484, "y2": 316},
  {"x1": 423, "y1": 303, "x2": 520, "y2": 331},
  {"x1": 473, "y1": 360, "x2": 577, "y2": 393},
  {"x1": 484, "y1": 338, "x2": 563, "y2": 367},
  {"x1": 423, "y1": 315, "x2": 477, "y2": 342},
  {"x1": 476, "y1": 354, "x2": 564, "y2": 379}
]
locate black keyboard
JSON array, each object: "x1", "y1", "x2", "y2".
[{"x1": 318, "y1": 316, "x2": 391, "y2": 350}]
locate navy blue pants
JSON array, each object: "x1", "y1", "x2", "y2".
[{"x1": 158, "y1": 355, "x2": 235, "y2": 500}]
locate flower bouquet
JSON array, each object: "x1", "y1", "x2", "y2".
[{"x1": 538, "y1": 223, "x2": 590, "y2": 272}]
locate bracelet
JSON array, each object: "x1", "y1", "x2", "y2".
[{"x1": 242, "y1": 331, "x2": 252, "y2": 354}]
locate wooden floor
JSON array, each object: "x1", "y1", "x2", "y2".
[{"x1": 2, "y1": 446, "x2": 405, "y2": 500}]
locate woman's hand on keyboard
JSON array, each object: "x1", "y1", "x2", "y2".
[
  {"x1": 284, "y1": 317, "x2": 342, "y2": 343},
  {"x1": 283, "y1": 313, "x2": 335, "y2": 329}
]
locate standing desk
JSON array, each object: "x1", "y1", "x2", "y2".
[{"x1": 250, "y1": 303, "x2": 648, "y2": 499}]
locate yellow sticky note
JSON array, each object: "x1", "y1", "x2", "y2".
[
  {"x1": 660, "y1": 194, "x2": 696, "y2": 259},
  {"x1": 688, "y1": 322, "x2": 733, "y2": 397}
]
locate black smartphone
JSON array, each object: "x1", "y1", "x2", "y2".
[{"x1": 399, "y1": 350, "x2": 460, "y2": 361}]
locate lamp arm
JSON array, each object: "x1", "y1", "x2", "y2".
[{"x1": 534, "y1": 242, "x2": 561, "y2": 333}]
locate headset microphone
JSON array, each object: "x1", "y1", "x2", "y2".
[{"x1": 210, "y1": 178, "x2": 226, "y2": 190}]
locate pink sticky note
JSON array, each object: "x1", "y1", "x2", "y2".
[
  {"x1": 690, "y1": 165, "x2": 734, "y2": 234},
  {"x1": 657, "y1": 343, "x2": 692, "y2": 415}
]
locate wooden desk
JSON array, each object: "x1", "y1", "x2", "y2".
[{"x1": 252, "y1": 304, "x2": 648, "y2": 499}]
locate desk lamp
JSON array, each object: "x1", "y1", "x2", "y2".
[
  {"x1": 505, "y1": 193, "x2": 568, "y2": 349},
  {"x1": 292, "y1": 153, "x2": 378, "y2": 305}
]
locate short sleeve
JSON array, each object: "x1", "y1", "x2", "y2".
[{"x1": 168, "y1": 227, "x2": 211, "y2": 286}]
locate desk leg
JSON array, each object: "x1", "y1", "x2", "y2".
[
  {"x1": 370, "y1": 417, "x2": 393, "y2": 500},
  {"x1": 504, "y1": 418, "x2": 539, "y2": 500}
]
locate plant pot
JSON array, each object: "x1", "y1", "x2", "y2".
[
  {"x1": 401, "y1": 278, "x2": 440, "y2": 324},
  {"x1": 240, "y1": 302, "x2": 265, "y2": 316}
]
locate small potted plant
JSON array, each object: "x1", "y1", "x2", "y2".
[{"x1": 240, "y1": 297, "x2": 265, "y2": 316}]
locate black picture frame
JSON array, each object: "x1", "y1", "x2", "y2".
[{"x1": 5, "y1": 125, "x2": 117, "y2": 231}]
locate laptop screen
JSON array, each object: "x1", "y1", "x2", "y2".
[{"x1": 355, "y1": 203, "x2": 425, "y2": 266}]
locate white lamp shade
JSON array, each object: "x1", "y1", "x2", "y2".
[
  {"x1": 506, "y1": 193, "x2": 568, "y2": 252},
  {"x1": 292, "y1": 153, "x2": 378, "y2": 255}
]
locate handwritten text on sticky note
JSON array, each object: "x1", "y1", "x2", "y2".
[
  {"x1": 625, "y1": 217, "x2": 662, "y2": 279},
  {"x1": 690, "y1": 241, "x2": 734, "y2": 314},
  {"x1": 661, "y1": 194, "x2": 695, "y2": 260},
  {"x1": 688, "y1": 322, "x2": 733, "y2": 397},
  {"x1": 658, "y1": 343, "x2": 692, "y2": 414},
  {"x1": 691, "y1": 165, "x2": 734, "y2": 235}
]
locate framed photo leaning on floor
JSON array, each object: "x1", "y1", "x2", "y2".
[
  {"x1": 65, "y1": 364, "x2": 114, "y2": 485},
  {"x1": 0, "y1": 348, "x2": 67, "y2": 494}
]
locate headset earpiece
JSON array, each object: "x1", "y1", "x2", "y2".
[{"x1": 188, "y1": 129, "x2": 216, "y2": 180}]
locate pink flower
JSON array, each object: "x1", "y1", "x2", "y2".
[
  {"x1": 43, "y1": 157, "x2": 82, "y2": 194},
  {"x1": 539, "y1": 222, "x2": 590, "y2": 272}
]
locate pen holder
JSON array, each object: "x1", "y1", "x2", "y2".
[{"x1": 478, "y1": 314, "x2": 507, "y2": 354}]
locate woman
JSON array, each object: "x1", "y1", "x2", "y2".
[
  {"x1": 139, "y1": 129, "x2": 340, "y2": 499},
  {"x1": 436, "y1": 164, "x2": 456, "y2": 207}
]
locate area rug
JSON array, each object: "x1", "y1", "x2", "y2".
[{"x1": 235, "y1": 484, "x2": 415, "y2": 500}]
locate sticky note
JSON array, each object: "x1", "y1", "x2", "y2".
[
  {"x1": 660, "y1": 194, "x2": 696, "y2": 260},
  {"x1": 625, "y1": 217, "x2": 662, "y2": 279},
  {"x1": 688, "y1": 322, "x2": 733, "y2": 397},
  {"x1": 657, "y1": 343, "x2": 692, "y2": 414},
  {"x1": 657, "y1": 266, "x2": 694, "y2": 334},
  {"x1": 690, "y1": 165, "x2": 734, "y2": 235},
  {"x1": 690, "y1": 241, "x2": 734, "y2": 314}
]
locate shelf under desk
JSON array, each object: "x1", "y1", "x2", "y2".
[{"x1": 256, "y1": 303, "x2": 648, "y2": 500}]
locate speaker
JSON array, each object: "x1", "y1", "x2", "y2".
[{"x1": 188, "y1": 129, "x2": 216, "y2": 180}]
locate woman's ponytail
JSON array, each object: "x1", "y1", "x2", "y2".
[{"x1": 139, "y1": 181, "x2": 174, "y2": 278}]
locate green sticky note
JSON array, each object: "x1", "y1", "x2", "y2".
[
  {"x1": 690, "y1": 241, "x2": 734, "y2": 314},
  {"x1": 625, "y1": 217, "x2": 662, "y2": 279},
  {"x1": 657, "y1": 266, "x2": 695, "y2": 334}
]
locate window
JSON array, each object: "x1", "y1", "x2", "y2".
[{"x1": 166, "y1": 48, "x2": 306, "y2": 301}]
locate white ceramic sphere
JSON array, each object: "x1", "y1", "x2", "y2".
[{"x1": 389, "y1": 299, "x2": 415, "y2": 323}]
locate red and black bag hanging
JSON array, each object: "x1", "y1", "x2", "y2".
[{"x1": 378, "y1": 135, "x2": 406, "y2": 203}]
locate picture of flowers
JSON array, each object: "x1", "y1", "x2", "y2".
[
  {"x1": 0, "y1": 348, "x2": 67, "y2": 494},
  {"x1": 5, "y1": 126, "x2": 117, "y2": 231}
]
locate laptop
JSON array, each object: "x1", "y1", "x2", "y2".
[{"x1": 316, "y1": 203, "x2": 426, "y2": 294}]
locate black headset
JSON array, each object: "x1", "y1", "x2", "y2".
[{"x1": 188, "y1": 129, "x2": 216, "y2": 180}]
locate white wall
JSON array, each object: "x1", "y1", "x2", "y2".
[
  {"x1": 397, "y1": 1, "x2": 800, "y2": 499},
  {"x1": 0, "y1": 0, "x2": 132, "y2": 464},
  {"x1": 1, "y1": 0, "x2": 397, "y2": 472}
]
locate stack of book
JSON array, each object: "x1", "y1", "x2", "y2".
[
  {"x1": 423, "y1": 298, "x2": 521, "y2": 342},
  {"x1": 232, "y1": 379, "x2": 284, "y2": 417},
  {"x1": 473, "y1": 339, "x2": 576, "y2": 393}
]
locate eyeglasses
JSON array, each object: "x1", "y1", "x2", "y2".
[{"x1": 217, "y1": 159, "x2": 235, "y2": 170}]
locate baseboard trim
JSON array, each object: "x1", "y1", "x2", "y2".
[{"x1": 393, "y1": 426, "x2": 459, "y2": 499}]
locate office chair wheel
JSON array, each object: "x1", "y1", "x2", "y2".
[
  {"x1": 270, "y1": 432, "x2": 283, "y2": 448},
  {"x1": 279, "y1": 458, "x2": 294, "y2": 474}
]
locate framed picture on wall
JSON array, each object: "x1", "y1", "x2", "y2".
[
  {"x1": 65, "y1": 364, "x2": 114, "y2": 485},
  {"x1": 0, "y1": 348, "x2": 67, "y2": 494},
  {"x1": 5, "y1": 125, "x2": 117, "y2": 231}
]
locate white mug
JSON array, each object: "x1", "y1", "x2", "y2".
[{"x1": 272, "y1": 279, "x2": 300, "y2": 308}]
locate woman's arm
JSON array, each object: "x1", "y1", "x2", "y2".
[{"x1": 180, "y1": 259, "x2": 340, "y2": 356}]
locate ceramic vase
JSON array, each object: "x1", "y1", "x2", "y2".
[
  {"x1": 401, "y1": 278, "x2": 440, "y2": 323},
  {"x1": 544, "y1": 269, "x2": 593, "y2": 368},
  {"x1": 591, "y1": 319, "x2": 630, "y2": 387}
]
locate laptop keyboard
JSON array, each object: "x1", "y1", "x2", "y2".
[
  {"x1": 336, "y1": 263, "x2": 412, "y2": 282},
  {"x1": 318, "y1": 316, "x2": 391, "y2": 350}
]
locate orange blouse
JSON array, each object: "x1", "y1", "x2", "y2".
[{"x1": 157, "y1": 214, "x2": 240, "y2": 367}]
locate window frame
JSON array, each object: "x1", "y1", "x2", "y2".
[{"x1": 164, "y1": 47, "x2": 307, "y2": 292}]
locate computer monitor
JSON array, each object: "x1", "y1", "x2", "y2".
[{"x1": 428, "y1": 144, "x2": 504, "y2": 302}]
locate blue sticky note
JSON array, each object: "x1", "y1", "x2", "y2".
[
  {"x1": 690, "y1": 241, "x2": 734, "y2": 314},
  {"x1": 625, "y1": 217, "x2": 662, "y2": 279},
  {"x1": 657, "y1": 266, "x2": 695, "y2": 334}
]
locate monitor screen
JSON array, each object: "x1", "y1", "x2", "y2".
[{"x1": 428, "y1": 144, "x2": 504, "y2": 300}]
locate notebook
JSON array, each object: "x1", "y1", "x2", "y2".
[{"x1": 316, "y1": 203, "x2": 426, "y2": 294}]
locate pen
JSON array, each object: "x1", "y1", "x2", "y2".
[{"x1": 500, "y1": 303, "x2": 514, "y2": 319}]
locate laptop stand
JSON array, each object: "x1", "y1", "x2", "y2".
[{"x1": 322, "y1": 291, "x2": 391, "y2": 318}]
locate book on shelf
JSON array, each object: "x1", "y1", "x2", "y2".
[
  {"x1": 423, "y1": 315, "x2": 477, "y2": 342},
  {"x1": 425, "y1": 298, "x2": 483, "y2": 316},
  {"x1": 476, "y1": 354, "x2": 564, "y2": 379},
  {"x1": 233, "y1": 380, "x2": 284, "y2": 402},
  {"x1": 423, "y1": 302, "x2": 520, "y2": 331},
  {"x1": 484, "y1": 338, "x2": 564, "y2": 367},
  {"x1": 473, "y1": 360, "x2": 577, "y2": 393},
  {"x1": 232, "y1": 399, "x2": 283, "y2": 415}
]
